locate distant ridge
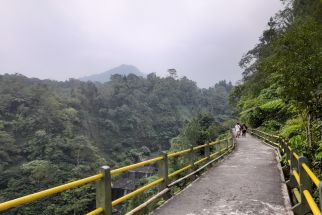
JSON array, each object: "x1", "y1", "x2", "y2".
[{"x1": 79, "y1": 64, "x2": 144, "y2": 83}]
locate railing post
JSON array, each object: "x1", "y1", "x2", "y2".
[
  {"x1": 290, "y1": 150, "x2": 297, "y2": 172},
  {"x1": 283, "y1": 139, "x2": 289, "y2": 158},
  {"x1": 295, "y1": 156, "x2": 312, "y2": 214},
  {"x1": 288, "y1": 149, "x2": 299, "y2": 189},
  {"x1": 188, "y1": 144, "x2": 197, "y2": 179},
  {"x1": 276, "y1": 137, "x2": 281, "y2": 151},
  {"x1": 226, "y1": 138, "x2": 229, "y2": 150},
  {"x1": 284, "y1": 140, "x2": 291, "y2": 166},
  {"x1": 220, "y1": 140, "x2": 224, "y2": 154},
  {"x1": 96, "y1": 166, "x2": 112, "y2": 215},
  {"x1": 189, "y1": 145, "x2": 196, "y2": 169},
  {"x1": 268, "y1": 133, "x2": 273, "y2": 145},
  {"x1": 205, "y1": 142, "x2": 210, "y2": 159},
  {"x1": 229, "y1": 137, "x2": 232, "y2": 148},
  {"x1": 280, "y1": 139, "x2": 289, "y2": 175},
  {"x1": 231, "y1": 136, "x2": 235, "y2": 148},
  {"x1": 278, "y1": 137, "x2": 283, "y2": 154},
  {"x1": 216, "y1": 141, "x2": 221, "y2": 156},
  {"x1": 254, "y1": 129, "x2": 259, "y2": 139},
  {"x1": 231, "y1": 129, "x2": 235, "y2": 148},
  {"x1": 263, "y1": 131, "x2": 267, "y2": 141},
  {"x1": 158, "y1": 152, "x2": 170, "y2": 199}
]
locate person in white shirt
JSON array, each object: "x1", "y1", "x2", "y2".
[{"x1": 235, "y1": 123, "x2": 241, "y2": 138}]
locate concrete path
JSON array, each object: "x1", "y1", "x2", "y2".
[{"x1": 152, "y1": 135, "x2": 291, "y2": 215}]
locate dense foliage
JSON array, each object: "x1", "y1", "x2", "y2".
[
  {"x1": 230, "y1": 0, "x2": 322, "y2": 179},
  {"x1": 0, "y1": 73, "x2": 233, "y2": 214}
]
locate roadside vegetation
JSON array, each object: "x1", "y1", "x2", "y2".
[{"x1": 230, "y1": 0, "x2": 322, "y2": 181}]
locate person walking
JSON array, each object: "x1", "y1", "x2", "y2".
[
  {"x1": 241, "y1": 124, "x2": 248, "y2": 137},
  {"x1": 235, "y1": 123, "x2": 241, "y2": 138}
]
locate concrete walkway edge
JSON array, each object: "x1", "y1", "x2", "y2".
[{"x1": 152, "y1": 134, "x2": 293, "y2": 215}]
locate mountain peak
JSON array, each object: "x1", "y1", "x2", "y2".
[{"x1": 79, "y1": 65, "x2": 144, "y2": 83}]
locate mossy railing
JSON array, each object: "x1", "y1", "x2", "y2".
[{"x1": 251, "y1": 129, "x2": 322, "y2": 215}]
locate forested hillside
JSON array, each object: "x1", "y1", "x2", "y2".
[
  {"x1": 230, "y1": 0, "x2": 322, "y2": 177},
  {"x1": 0, "y1": 72, "x2": 233, "y2": 214}
]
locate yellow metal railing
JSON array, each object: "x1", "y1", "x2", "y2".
[
  {"x1": 251, "y1": 128, "x2": 322, "y2": 215},
  {"x1": 111, "y1": 156, "x2": 163, "y2": 175},
  {"x1": 194, "y1": 156, "x2": 209, "y2": 166},
  {"x1": 193, "y1": 143, "x2": 208, "y2": 150},
  {"x1": 168, "y1": 164, "x2": 193, "y2": 178},
  {"x1": 87, "y1": 136, "x2": 234, "y2": 214},
  {"x1": 209, "y1": 140, "x2": 221, "y2": 146},
  {"x1": 303, "y1": 190, "x2": 321, "y2": 215},
  {"x1": 0, "y1": 134, "x2": 234, "y2": 215},
  {"x1": 302, "y1": 163, "x2": 321, "y2": 187},
  {"x1": 292, "y1": 169, "x2": 300, "y2": 185},
  {"x1": 87, "y1": 208, "x2": 104, "y2": 215},
  {"x1": 168, "y1": 148, "x2": 191, "y2": 158},
  {"x1": 0, "y1": 174, "x2": 103, "y2": 212},
  {"x1": 112, "y1": 178, "x2": 164, "y2": 206}
]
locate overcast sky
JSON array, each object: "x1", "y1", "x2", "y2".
[{"x1": 0, "y1": 0, "x2": 283, "y2": 88}]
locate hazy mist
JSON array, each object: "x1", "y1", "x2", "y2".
[{"x1": 0, "y1": 0, "x2": 282, "y2": 87}]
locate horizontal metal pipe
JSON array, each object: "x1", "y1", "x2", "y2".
[
  {"x1": 293, "y1": 152, "x2": 299, "y2": 159},
  {"x1": 0, "y1": 173, "x2": 103, "y2": 212},
  {"x1": 210, "y1": 148, "x2": 227, "y2": 158},
  {"x1": 210, "y1": 151, "x2": 220, "y2": 158},
  {"x1": 253, "y1": 129, "x2": 281, "y2": 139},
  {"x1": 125, "y1": 188, "x2": 170, "y2": 215},
  {"x1": 112, "y1": 178, "x2": 164, "y2": 206},
  {"x1": 193, "y1": 143, "x2": 208, "y2": 151},
  {"x1": 168, "y1": 149, "x2": 191, "y2": 158},
  {"x1": 303, "y1": 190, "x2": 321, "y2": 215},
  {"x1": 292, "y1": 188, "x2": 301, "y2": 203},
  {"x1": 209, "y1": 140, "x2": 220, "y2": 146},
  {"x1": 168, "y1": 146, "x2": 232, "y2": 188},
  {"x1": 194, "y1": 156, "x2": 209, "y2": 165},
  {"x1": 302, "y1": 163, "x2": 321, "y2": 187},
  {"x1": 111, "y1": 156, "x2": 163, "y2": 175},
  {"x1": 86, "y1": 207, "x2": 104, "y2": 215},
  {"x1": 255, "y1": 133, "x2": 279, "y2": 147},
  {"x1": 269, "y1": 141, "x2": 279, "y2": 147},
  {"x1": 168, "y1": 143, "x2": 232, "y2": 179},
  {"x1": 292, "y1": 169, "x2": 300, "y2": 186},
  {"x1": 168, "y1": 164, "x2": 192, "y2": 178}
]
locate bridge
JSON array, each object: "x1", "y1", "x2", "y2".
[{"x1": 0, "y1": 130, "x2": 321, "y2": 215}]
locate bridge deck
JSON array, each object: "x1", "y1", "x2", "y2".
[{"x1": 152, "y1": 135, "x2": 291, "y2": 215}]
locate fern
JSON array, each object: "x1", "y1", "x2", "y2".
[
  {"x1": 280, "y1": 117, "x2": 304, "y2": 138},
  {"x1": 259, "y1": 99, "x2": 285, "y2": 111}
]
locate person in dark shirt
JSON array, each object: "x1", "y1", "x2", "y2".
[{"x1": 241, "y1": 124, "x2": 248, "y2": 137}]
